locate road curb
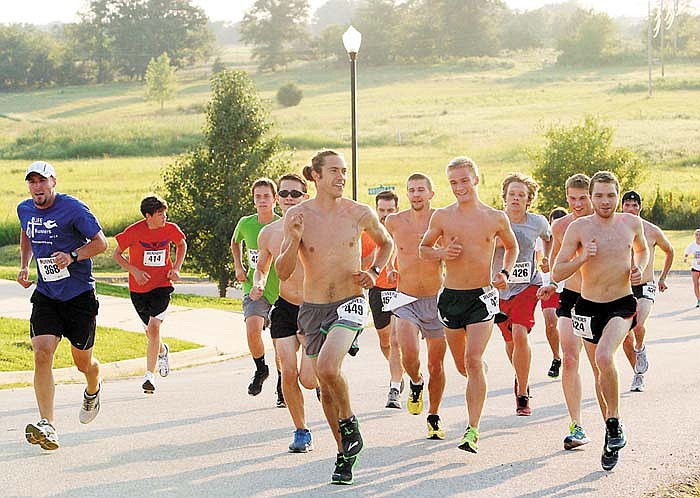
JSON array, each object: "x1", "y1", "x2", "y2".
[{"x1": 0, "y1": 346, "x2": 238, "y2": 386}]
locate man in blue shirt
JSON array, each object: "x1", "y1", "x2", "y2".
[{"x1": 17, "y1": 161, "x2": 108, "y2": 451}]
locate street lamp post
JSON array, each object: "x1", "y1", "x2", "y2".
[{"x1": 343, "y1": 26, "x2": 362, "y2": 201}]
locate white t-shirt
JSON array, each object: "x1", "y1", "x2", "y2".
[{"x1": 685, "y1": 242, "x2": 700, "y2": 271}]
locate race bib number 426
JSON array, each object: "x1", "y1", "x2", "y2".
[
  {"x1": 37, "y1": 257, "x2": 70, "y2": 282},
  {"x1": 337, "y1": 297, "x2": 369, "y2": 327},
  {"x1": 508, "y1": 262, "x2": 531, "y2": 284}
]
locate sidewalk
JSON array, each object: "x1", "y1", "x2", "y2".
[{"x1": 0, "y1": 279, "x2": 272, "y2": 384}]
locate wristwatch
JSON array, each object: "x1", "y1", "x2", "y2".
[
  {"x1": 70, "y1": 250, "x2": 79, "y2": 263},
  {"x1": 500, "y1": 268, "x2": 510, "y2": 279},
  {"x1": 370, "y1": 266, "x2": 381, "y2": 276}
]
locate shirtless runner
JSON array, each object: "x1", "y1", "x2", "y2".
[{"x1": 276, "y1": 150, "x2": 393, "y2": 485}]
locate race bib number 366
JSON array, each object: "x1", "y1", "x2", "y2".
[
  {"x1": 337, "y1": 297, "x2": 369, "y2": 327},
  {"x1": 37, "y1": 257, "x2": 70, "y2": 282}
]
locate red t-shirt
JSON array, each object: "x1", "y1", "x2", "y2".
[
  {"x1": 361, "y1": 231, "x2": 397, "y2": 289},
  {"x1": 115, "y1": 220, "x2": 186, "y2": 293}
]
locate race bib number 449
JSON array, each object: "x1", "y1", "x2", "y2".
[
  {"x1": 37, "y1": 257, "x2": 70, "y2": 282},
  {"x1": 337, "y1": 297, "x2": 369, "y2": 327}
]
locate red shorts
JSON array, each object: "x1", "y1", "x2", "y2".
[
  {"x1": 498, "y1": 285, "x2": 539, "y2": 342},
  {"x1": 541, "y1": 291, "x2": 560, "y2": 310}
]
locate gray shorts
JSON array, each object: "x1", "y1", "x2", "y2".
[
  {"x1": 297, "y1": 295, "x2": 368, "y2": 357},
  {"x1": 391, "y1": 293, "x2": 445, "y2": 339},
  {"x1": 243, "y1": 295, "x2": 272, "y2": 328}
]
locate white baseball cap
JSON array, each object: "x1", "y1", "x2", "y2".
[{"x1": 25, "y1": 161, "x2": 56, "y2": 180}]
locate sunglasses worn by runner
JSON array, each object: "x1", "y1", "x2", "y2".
[{"x1": 278, "y1": 189, "x2": 305, "y2": 198}]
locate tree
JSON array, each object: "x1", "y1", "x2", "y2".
[
  {"x1": 557, "y1": 9, "x2": 616, "y2": 66},
  {"x1": 145, "y1": 52, "x2": 177, "y2": 110},
  {"x1": 531, "y1": 116, "x2": 646, "y2": 213},
  {"x1": 162, "y1": 70, "x2": 287, "y2": 296},
  {"x1": 239, "y1": 0, "x2": 311, "y2": 71},
  {"x1": 311, "y1": 0, "x2": 357, "y2": 35},
  {"x1": 353, "y1": 0, "x2": 404, "y2": 65}
]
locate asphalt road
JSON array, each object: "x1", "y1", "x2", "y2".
[{"x1": 2, "y1": 276, "x2": 700, "y2": 497}]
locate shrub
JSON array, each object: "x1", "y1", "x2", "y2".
[{"x1": 276, "y1": 82, "x2": 303, "y2": 107}]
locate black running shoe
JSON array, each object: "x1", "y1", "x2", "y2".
[
  {"x1": 331, "y1": 452, "x2": 358, "y2": 485},
  {"x1": 348, "y1": 332, "x2": 360, "y2": 356},
  {"x1": 601, "y1": 431, "x2": 620, "y2": 471},
  {"x1": 605, "y1": 417, "x2": 626, "y2": 452},
  {"x1": 339, "y1": 415, "x2": 363, "y2": 458},
  {"x1": 276, "y1": 388, "x2": 286, "y2": 408},
  {"x1": 548, "y1": 358, "x2": 562, "y2": 378},
  {"x1": 248, "y1": 365, "x2": 269, "y2": 396}
]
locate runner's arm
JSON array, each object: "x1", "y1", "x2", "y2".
[
  {"x1": 631, "y1": 219, "x2": 649, "y2": 279},
  {"x1": 361, "y1": 208, "x2": 394, "y2": 273},
  {"x1": 419, "y1": 211, "x2": 451, "y2": 260},
  {"x1": 251, "y1": 229, "x2": 273, "y2": 299},
  {"x1": 169, "y1": 239, "x2": 187, "y2": 282},
  {"x1": 552, "y1": 223, "x2": 586, "y2": 283},
  {"x1": 17, "y1": 229, "x2": 34, "y2": 287},
  {"x1": 230, "y1": 234, "x2": 246, "y2": 282},
  {"x1": 275, "y1": 211, "x2": 303, "y2": 281}
]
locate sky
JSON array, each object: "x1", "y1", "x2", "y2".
[{"x1": 0, "y1": 0, "x2": 696, "y2": 25}]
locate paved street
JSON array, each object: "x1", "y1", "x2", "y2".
[{"x1": 1, "y1": 276, "x2": 700, "y2": 497}]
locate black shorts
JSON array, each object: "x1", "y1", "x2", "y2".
[
  {"x1": 437, "y1": 287, "x2": 499, "y2": 329},
  {"x1": 30, "y1": 289, "x2": 99, "y2": 350},
  {"x1": 270, "y1": 296, "x2": 300, "y2": 339},
  {"x1": 556, "y1": 288, "x2": 580, "y2": 319},
  {"x1": 632, "y1": 282, "x2": 656, "y2": 303},
  {"x1": 573, "y1": 295, "x2": 637, "y2": 345},
  {"x1": 130, "y1": 286, "x2": 174, "y2": 326},
  {"x1": 368, "y1": 286, "x2": 396, "y2": 330}
]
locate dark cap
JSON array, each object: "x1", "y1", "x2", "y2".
[{"x1": 622, "y1": 190, "x2": 641, "y2": 204}]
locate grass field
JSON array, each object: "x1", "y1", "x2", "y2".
[
  {"x1": 0, "y1": 316, "x2": 201, "y2": 372},
  {"x1": 1, "y1": 47, "x2": 699, "y2": 244}
]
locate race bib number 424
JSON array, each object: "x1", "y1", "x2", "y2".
[
  {"x1": 37, "y1": 257, "x2": 70, "y2": 282},
  {"x1": 571, "y1": 314, "x2": 594, "y2": 340},
  {"x1": 337, "y1": 297, "x2": 369, "y2": 327}
]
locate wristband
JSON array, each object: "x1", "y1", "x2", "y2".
[{"x1": 500, "y1": 269, "x2": 510, "y2": 279}]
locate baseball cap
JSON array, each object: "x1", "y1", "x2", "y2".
[
  {"x1": 25, "y1": 161, "x2": 56, "y2": 180},
  {"x1": 622, "y1": 190, "x2": 641, "y2": 204}
]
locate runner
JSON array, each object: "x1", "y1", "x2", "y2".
[
  {"x1": 620, "y1": 190, "x2": 674, "y2": 392},
  {"x1": 494, "y1": 173, "x2": 552, "y2": 416},
  {"x1": 17, "y1": 161, "x2": 108, "y2": 450},
  {"x1": 537, "y1": 173, "x2": 601, "y2": 451},
  {"x1": 552, "y1": 170, "x2": 649, "y2": 471},
  {"x1": 539, "y1": 207, "x2": 567, "y2": 379},
  {"x1": 384, "y1": 173, "x2": 450, "y2": 439},
  {"x1": 276, "y1": 150, "x2": 393, "y2": 484},
  {"x1": 361, "y1": 189, "x2": 404, "y2": 409},
  {"x1": 683, "y1": 229, "x2": 700, "y2": 307},
  {"x1": 420, "y1": 156, "x2": 518, "y2": 453},
  {"x1": 113, "y1": 195, "x2": 187, "y2": 394},
  {"x1": 251, "y1": 173, "x2": 318, "y2": 453},
  {"x1": 231, "y1": 178, "x2": 281, "y2": 402}
]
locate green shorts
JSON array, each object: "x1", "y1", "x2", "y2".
[{"x1": 297, "y1": 295, "x2": 368, "y2": 357}]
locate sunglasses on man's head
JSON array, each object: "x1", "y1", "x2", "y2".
[{"x1": 278, "y1": 189, "x2": 305, "y2": 198}]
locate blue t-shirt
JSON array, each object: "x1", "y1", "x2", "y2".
[{"x1": 17, "y1": 193, "x2": 102, "y2": 301}]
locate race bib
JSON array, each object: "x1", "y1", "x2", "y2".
[
  {"x1": 508, "y1": 262, "x2": 531, "y2": 284},
  {"x1": 380, "y1": 290, "x2": 399, "y2": 311},
  {"x1": 337, "y1": 297, "x2": 369, "y2": 327},
  {"x1": 478, "y1": 288, "x2": 500, "y2": 316},
  {"x1": 247, "y1": 249, "x2": 259, "y2": 270},
  {"x1": 571, "y1": 314, "x2": 594, "y2": 340},
  {"x1": 383, "y1": 292, "x2": 418, "y2": 312},
  {"x1": 143, "y1": 250, "x2": 166, "y2": 267},
  {"x1": 642, "y1": 282, "x2": 657, "y2": 300},
  {"x1": 37, "y1": 257, "x2": 70, "y2": 282}
]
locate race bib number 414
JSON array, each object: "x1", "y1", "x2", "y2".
[
  {"x1": 337, "y1": 297, "x2": 369, "y2": 327},
  {"x1": 143, "y1": 250, "x2": 166, "y2": 267}
]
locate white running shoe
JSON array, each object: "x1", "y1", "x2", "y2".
[
  {"x1": 158, "y1": 343, "x2": 170, "y2": 377},
  {"x1": 142, "y1": 371, "x2": 156, "y2": 394},
  {"x1": 25, "y1": 418, "x2": 59, "y2": 450},
  {"x1": 79, "y1": 380, "x2": 102, "y2": 424},
  {"x1": 630, "y1": 373, "x2": 646, "y2": 392},
  {"x1": 634, "y1": 346, "x2": 648, "y2": 374}
]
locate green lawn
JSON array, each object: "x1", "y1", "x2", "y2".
[{"x1": 0, "y1": 316, "x2": 201, "y2": 372}]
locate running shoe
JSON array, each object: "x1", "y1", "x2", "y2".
[
  {"x1": 288, "y1": 428, "x2": 313, "y2": 453},
  {"x1": 339, "y1": 415, "x2": 363, "y2": 458},
  {"x1": 407, "y1": 380, "x2": 424, "y2": 415},
  {"x1": 158, "y1": 342, "x2": 170, "y2": 377},
  {"x1": 516, "y1": 395, "x2": 532, "y2": 416},
  {"x1": 458, "y1": 426, "x2": 479, "y2": 453},
  {"x1": 548, "y1": 358, "x2": 562, "y2": 378},
  {"x1": 79, "y1": 380, "x2": 102, "y2": 424},
  {"x1": 142, "y1": 371, "x2": 156, "y2": 394},
  {"x1": 634, "y1": 346, "x2": 648, "y2": 374},
  {"x1": 25, "y1": 418, "x2": 59, "y2": 451},
  {"x1": 276, "y1": 378, "x2": 286, "y2": 408},
  {"x1": 426, "y1": 414, "x2": 446, "y2": 440},
  {"x1": 630, "y1": 373, "x2": 646, "y2": 392},
  {"x1": 385, "y1": 388, "x2": 401, "y2": 409},
  {"x1": 348, "y1": 332, "x2": 360, "y2": 357},
  {"x1": 601, "y1": 429, "x2": 620, "y2": 471},
  {"x1": 564, "y1": 421, "x2": 590, "y2": 450},
  {"x1": 248, "y1": 365, "x2": 269, "y2": 396},
  {"x1": 696, "y1": 300, "x2": 700, "y2": 308},
  {"x1": 331, "y1": 452, "x2": 358, "y2": 485},
  {"x1": 605, "y1": 417, "x2": 626, "y2": 452}
]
